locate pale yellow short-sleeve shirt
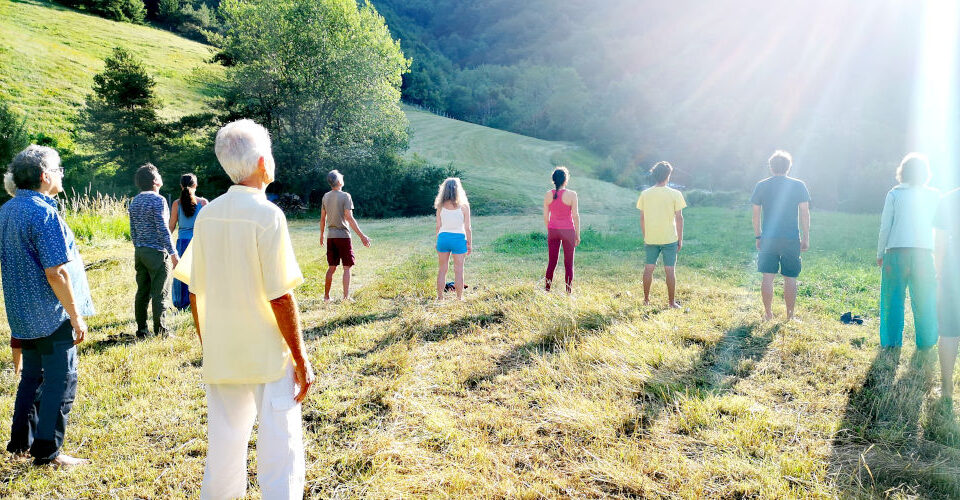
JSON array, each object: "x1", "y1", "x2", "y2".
[
  {"x1": 636, "y1": 186, "x2": 687, "y2": 245},
  {"x1": 173, "y1": 185, "x2": 304, "y2": 384}
]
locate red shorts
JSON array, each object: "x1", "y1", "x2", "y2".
[
  {"x1": 326, "y1": 238, "x2": 355, "y2": 266},
  {"x1": 10, "y1": 337, "x2": 21, "y2": 349}
]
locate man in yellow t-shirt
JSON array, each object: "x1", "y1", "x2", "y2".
[{"x1": 636, "y1": 161, "x2": 687, "y2": 308}]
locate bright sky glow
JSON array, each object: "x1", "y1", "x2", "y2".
[{"x1": 911, "y1": 0, "x2": 960, "y2": 190}]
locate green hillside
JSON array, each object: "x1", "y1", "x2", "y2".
[
  {"x1": 405, "y1": 105, "x2": 636, "y2": 213},
  {"x1": 0, "y1": 0, "x2": 222, "y2": 137}
]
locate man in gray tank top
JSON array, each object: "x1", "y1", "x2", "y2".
[{"x1": 320, "y1": 170, "x2": 371, "y2": 302}]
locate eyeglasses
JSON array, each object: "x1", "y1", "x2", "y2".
[{"x1": 45, "y1": 167, "x2": 64, "y2": 176}]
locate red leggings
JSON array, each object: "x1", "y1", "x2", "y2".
[{"x1": 545, "y1": 228, "x2": 576, "y2": 290}]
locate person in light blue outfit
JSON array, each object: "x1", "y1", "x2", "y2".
[
  {"x1": 876, "y1": 153, "x2": 940, "y2": 349},
  {"x1": 0, "y1": 146, "x2": 94, "y2": 467},
  {"x1": 168, "y1": 173, "x2": 208, "y2": 310}
]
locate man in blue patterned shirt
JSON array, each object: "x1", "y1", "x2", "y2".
[
  {"x1": 128, "y1": 164, "x2": 178, "y2": 337},
  {"x1": 0, "y1": 145, "x2": 94, "y2": 467}
]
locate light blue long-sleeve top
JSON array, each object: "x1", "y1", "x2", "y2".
[{"x1": 877, "y1": 184, "x2": 941, "y2": 259}]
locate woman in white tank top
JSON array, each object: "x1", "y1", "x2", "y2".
[{"x1": 434, "y1": 177, "x2": 472, "y2": 301}]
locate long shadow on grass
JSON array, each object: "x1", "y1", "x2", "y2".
[
  {"x1": 304, "y1": 309, "x2": 401, "y2": 341},
  {"x1": 621, "y1": 322, "x2": 776, "y2": 435},
  {"x1": 829, "y1": 348, "x2": 960, "y2": 497},
  {"x1": 462, "y1": 308, "x2": 629, "y2": 390},
  {"x1": 79, "y1": 333, "x2": 137, "y2": 355}
]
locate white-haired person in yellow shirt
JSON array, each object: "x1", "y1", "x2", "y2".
[{"x1": 174, "y1": 119, "x2": 314, "y2": 499}]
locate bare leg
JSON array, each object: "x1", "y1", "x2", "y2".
[
  {"x1": 761, "y1": 273, "x2": 775, "y2": 320},
  {"x1": 665, "y1": 266, "x2": 679, "y2": 308},
  {"x1": 12, "y1": 347, "x2": 21, "y2": 376},
  {"x1": 940, "y1": 336, "x2": 959, "y2": 400},
  {"x1": 452, "y1": 254, "x2": 466, "y2": 300},
  {"x1": 437, "y1": 252, "x2": 450, "y2": 300},
  {"x1": 784, "y1": 277, "x2": 798, "y2": 320},
  {"x1": 324, "y1": 266, "x2": 337, "y2": 302},
  {"x1": 643, "y1": 264, "x2": 655, "y2": 305},
  {"x1": 342, "y1": 266, "x2": 352, "y2": 300}
]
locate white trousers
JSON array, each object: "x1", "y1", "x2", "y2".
[{"x1": 200, "y1": 366, "x2": 305, "y2": 500}]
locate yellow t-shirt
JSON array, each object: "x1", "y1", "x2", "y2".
[
  {"x1": 173, "y1": 185, "x2": 304, "y2": 384},
  {"x1": 636, "y1": 186, "x2": 687, "y2": 245}
]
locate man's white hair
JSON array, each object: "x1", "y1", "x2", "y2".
[
  {"x1": 3, "y1": 172, "x2": 16, "y2": 197},
  {"x1": 214, "y1": 119, "x2": 272, "y2": 184}
]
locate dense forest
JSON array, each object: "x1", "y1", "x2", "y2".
[{"x1": 373, "y1": 0, "x2": 954, "y2": 211}]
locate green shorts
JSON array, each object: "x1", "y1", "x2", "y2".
[{"x1": 645, "y1": 242, "x2": 679, "y2": 267}]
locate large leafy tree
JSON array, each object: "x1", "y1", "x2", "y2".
[
  {"x1": 82, "y1": 47, "x2": 163, "y2": 178},
  {"x1": 216, "y1": 0, "x2": 410, "y2": 192}
]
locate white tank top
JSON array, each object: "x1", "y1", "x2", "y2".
[{"x1": 439, "y1": 207, "x2": 465, "y2": 234}]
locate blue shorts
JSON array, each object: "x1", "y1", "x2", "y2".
[
  {"x1": 757, "y1": 238, "x2": 802, "y2": 278},
  {"x1": 437, "y1": 232, "x2": 467, "y2": 254}
]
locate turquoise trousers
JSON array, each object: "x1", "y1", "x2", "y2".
[{"x1": 879, "y1": 248, "x2": 938, "y2": 348}]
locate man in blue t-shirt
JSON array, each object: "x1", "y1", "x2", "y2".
[
  {"x1": 935, "y1": 188, "x2": 960, "y2": 401},
  {"x1": 751, "y1": 150, "x2": 811, "y2": 321}
]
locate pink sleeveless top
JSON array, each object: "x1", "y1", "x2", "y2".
[{"x1": 548, "y1": 190, "x2": 575, "y2": 230}]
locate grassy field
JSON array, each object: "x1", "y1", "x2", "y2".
[
  {"x1": 0, "y1": 204, "x2": 956, "y2": 498},
  {"x1": 0, "y1": 0, "x2": 223, "y2": 137},
  {"x1": 1, "y1": 1, "x2": 958, "y2": 497}
]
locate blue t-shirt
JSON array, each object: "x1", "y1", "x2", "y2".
[
  {"x1": 0, "y1": 190, "x2": 95, "y2": 339},
  {"x1": 750, "y1": 176, "x2": 811, "y2": 240},
  {"x1": 935, "y1": 189, "x2": 960, "y2": 287}
]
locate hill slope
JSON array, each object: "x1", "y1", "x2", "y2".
[
  {"x1": 405, "y1": 105, "x2": 636, "y2": 213},
  {"x1": 0, "y1": 0, "x2": 222, "y2": 136}
]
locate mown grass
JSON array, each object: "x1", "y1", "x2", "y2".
[
  {"x1": 404, "y1": 105, "x2": 637, "y2": 214},
  {"x1": 0, "y1": 206, "x2": 955, "y2": 498},
  {"x1": 0, "y1": 0, "x2": 223, "y2": 137}
]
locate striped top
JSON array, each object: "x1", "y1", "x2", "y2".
[{"x1": 129, "y1": 192, "x2": 176, "y2": 256}]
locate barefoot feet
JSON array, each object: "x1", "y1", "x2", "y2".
[{"x1": 49, "y1": 454, "x2": 88, "y2": 468}]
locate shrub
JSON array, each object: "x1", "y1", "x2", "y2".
[
  {"x1": 326, "y1": 154, "x2": 458, "y2": 218},
  {"x1": 683, "y1": 189, "x2": 749, "y2": 208},
  {"x1": 0, "y1": 99, "x2": 30, "y2": 168},
  {"x1": 58, "y1": 0, "x2": 146, "y2": 23}
]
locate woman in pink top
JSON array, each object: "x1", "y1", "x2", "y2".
[{"x1": 543, "y1": 166, "x2": 580, "y2": 293}]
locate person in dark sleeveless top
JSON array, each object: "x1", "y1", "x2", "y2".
[
  {"x1": 543, "y1": 166, "x2": 580, "y2": 293},
  {"x1": 169, "y1": 173, "x2": 208, "y2": 310}
]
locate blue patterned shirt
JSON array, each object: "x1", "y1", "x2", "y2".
[
  {"x1": 129, "y1": 192, "x2": 177, "y2": 255},
  {"x1": 0, "y1": 190, "x2": 96, "y2": 340}
]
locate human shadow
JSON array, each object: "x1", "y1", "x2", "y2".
[
  {"x1": 461, "y1": 308, "x2": 645, "y2": 390},
  {"x1": 78, "y1": 333, "x2": 137, "y2": 355},
  {"x1": 303, "y1": 309, "x2": 401, "y2": 340},
  {"x1": 618, "y1": 321, "x2": 776, "y2": 435},
  {"x1": 830, "y1": 348, "x2": 960, "y2": 497}
]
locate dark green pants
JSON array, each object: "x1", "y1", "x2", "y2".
[
  {"x1": 134, "y1": 247, "x2": 171, "y2": 335},
  {"x1": 879, "y1": 248, "x2": 938, "y2": 348}
]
